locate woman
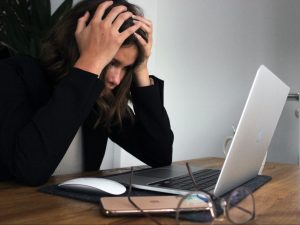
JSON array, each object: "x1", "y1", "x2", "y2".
[{"x1": 0, "y1": 0, "x2": 173, "y2": 186}]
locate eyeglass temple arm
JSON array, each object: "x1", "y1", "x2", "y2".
[
  {"x1": 127, "y1": 167, "x2": 163, "y2": 225},
  {"x1": 186, "y1": 162, "x2": 199, "y2": 189},
  {"x1": 185, "y1": 162, "x2": 218, "y2": 218}
]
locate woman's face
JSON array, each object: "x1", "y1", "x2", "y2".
[{"x1": 104, "y1": 45, "x2": 138, "y2": 90}]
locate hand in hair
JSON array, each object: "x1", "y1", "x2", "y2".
[
  {"x1": 74, "y1": 1, "x2": 142, "y2": 76},
  {"x1": 132, "y1": 15, "x2": 153, "y2": 87}
]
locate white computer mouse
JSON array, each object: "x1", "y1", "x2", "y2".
[{"x1": 58, "y1": 177, "x2": 126, "y2": 195}]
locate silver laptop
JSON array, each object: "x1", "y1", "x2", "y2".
[{"x1": 108, "y1": 65, "x2": 290, "y2": 197}]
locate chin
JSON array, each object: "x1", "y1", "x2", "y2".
[
  {"x1": 103, "y1": 85, "x2": 112, "y2": 90},
  {"x1": 107, "y1": 86, "x2": 115, "y2": 91}
]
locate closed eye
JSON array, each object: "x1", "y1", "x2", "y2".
[
  {"x1": 108, "y1": 59, "x2": 134, "y2": 72},
  {"x1": 109, "y1": 59, "x2": 118, "y2": 67}
]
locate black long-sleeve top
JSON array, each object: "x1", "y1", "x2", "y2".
[{"x1": 0, "y1": 55, "x2": 173, "y2": 186}]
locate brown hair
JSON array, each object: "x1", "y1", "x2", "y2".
[{"x1": 39, "y1": 0, "x2": 148, "y2": 130}]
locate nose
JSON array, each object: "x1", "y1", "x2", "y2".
[{"x1": 108, "y1": 67, "x2": 123, "y2": 86}]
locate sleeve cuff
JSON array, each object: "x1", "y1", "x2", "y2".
[{"x1": 131, "y1": 75, "x2": 165, "y2": 106}]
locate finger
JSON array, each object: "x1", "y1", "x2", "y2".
[
  {"x1": 119, "y1": 22, "x2": 142, "y2": 42},
  {"x1": 137, "y1": 23, "x2": 153, "y2": 45},
  {"x1": 132, "y1": 15, "x2": 153, "y2": 41},
  {"x1": 92, "y1": 1, "x2": 113, "y2": 22},
  {"x1": 132, "y1": 15, "x2": 152, "y2": 27},
  {"x1": 134, "y1": 32, "x2": 147, "y2": 46},
  {"x1": 139, "y1": 22, "x2": 152, "y2": 35},
  {"x1": 75, "y1": 11, "x2": 90, "y2": 35},
  {"x1": 104, "y1": 5, "x2": 128, "y2": 24},
  {"x1": 112, "y1": 11, "x2": 133, "y2": 31}
]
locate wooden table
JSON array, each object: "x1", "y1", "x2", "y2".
[{"x1": 1, "y1": 157, "x2": 300, "y2": 224}]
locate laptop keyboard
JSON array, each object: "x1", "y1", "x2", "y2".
[{"x1": 149, "y1": 169, "x2": 221, "y2": 192}]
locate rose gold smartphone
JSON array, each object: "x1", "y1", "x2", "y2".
[{"x1": 100, "y1": 195, "x2": 208, "y2": 216}]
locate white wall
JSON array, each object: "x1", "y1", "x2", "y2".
[
  {"x1": 52, "y1": 0, "x2": 300, "y2": 174},
  {"x1": 155, "y1": 0, "x2": 300, "y2": 163}
]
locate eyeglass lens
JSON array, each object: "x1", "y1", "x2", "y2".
[{"x1": 226, "y1": 187, "x2": 255, "y2": 224}]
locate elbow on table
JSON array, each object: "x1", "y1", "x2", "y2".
[
  {"x1": 158, "y1": 132, "x2": 174, "y2": 167},
  {"x1": 150, "y1": 139, "x2": 174, "y2": 168},
  {"x1": 13, "y1": 162, "x2": 52, "y2": 186},
  {"x1": 15, "y1": 170, "x2": 50, "y2": 186},
  {"x1": 153, "y1": 151, "x2": 173, "y2": 167}
]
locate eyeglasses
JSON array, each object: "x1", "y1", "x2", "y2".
[
  {"x1": 175, "y1": 163, "x2": 255, "y2": 224},
  {"x1": 127, "y1": 163, "x2": 255, "y2": 225}
]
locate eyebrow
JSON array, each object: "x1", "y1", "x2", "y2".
[
  {"x1": 111, "y1": 58, "x2": 134, "y2": 68},
  {"x1": 111, "y1": 58, "x2": 121, "y2": 66}
]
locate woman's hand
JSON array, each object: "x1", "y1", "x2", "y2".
[
  {"x1": 74, "y1": 1, "x2": 142, "y2": 76},
  {"x1": 133, "y1": 15, "x2": 153, "y2": 87}
]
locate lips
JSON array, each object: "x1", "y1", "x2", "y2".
[{"x1": 106, "y1": 82, "x2": 116, "y2": 90}]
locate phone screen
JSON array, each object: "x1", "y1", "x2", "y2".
[{"x1": 100, "y1": 195, "x2": 208, "y2": 216}]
